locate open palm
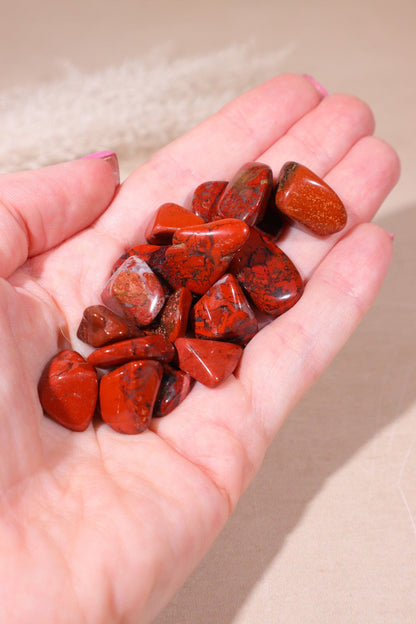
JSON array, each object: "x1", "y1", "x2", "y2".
[{"x1": 0, "y1": 74, "x2": 399, "y2": 623}]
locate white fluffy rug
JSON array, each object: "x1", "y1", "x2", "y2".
[{"x1": 0, "y1": 43, "x2": 294, "y2": 178}]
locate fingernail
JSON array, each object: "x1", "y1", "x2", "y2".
[
  {"x1": 387, "y1": 231, "x2": 395, "y2": 241},
  {"x1": 83, "y1": 151, "x2": 120, "y2": 186},
  {"x1": 302, "y1": 74, "x2": 329, "y2": 98}
]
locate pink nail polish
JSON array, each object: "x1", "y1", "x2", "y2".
[
  {"x1": 302, "y1": 74, "x2": 329, "y2": 98},
  {"x1": 387, "y1": 232, "x2": 395, "y2": 241},
  {"x1": 83, "y1": 151, "x2": 120, "y2": 186}
]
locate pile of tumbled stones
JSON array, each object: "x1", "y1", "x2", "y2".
[{"x1": 38, "y1": 161, "x2": 347, "y2": 434}]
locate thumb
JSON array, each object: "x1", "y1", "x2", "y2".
[{"x1": 0, "y1": 152, "x2": 119, "y2": 278}]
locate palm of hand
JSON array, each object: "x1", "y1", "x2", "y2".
[{"x1": 0, "y1": 75, "x2": 399, "y2": 623}]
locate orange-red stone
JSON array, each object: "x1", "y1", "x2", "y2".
[
  {"x1": 101, "y1": 255, "x2": 166, "y2": 326},
  {"x1": 153, "y1": 219, "x2": 250, "y2": 295},
  {"x1": 191, "y1": 180, "x2": 228, "y2": 221},
  {"x1": 145, "y1": 202, "x2": 204, "y2": 244},
  {"x1": 192, "y1": 273, "x2": 257, "y2": 344},
  {"x1": 76, "y1": 305, "x2": 142, "y2": 347},
  {"x1": 274, "y1": 161, "x2": 347, "y2": 235},
  {"x1": 230, "y1": 227, "x2": 303, "y2": 317},
  {"x1": 38, "y1": 350, "x2": 98, "y2": 431},
  {"x1": 87, "y1": 334, "x2": 175, "y2": 368},
  {"x1": 175, "y1": 337, "x2": 243, "y2": 388},
  {"x1": 214, "y1": 162, "x2": 273, "y2": 226},
  {"x1": 153, "y1": 365, "x2": 192, "y2": 417},
  {"x1": 99, "y1": 360, "x2": 163, "y2": 434}
]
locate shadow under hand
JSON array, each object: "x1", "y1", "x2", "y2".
[{"x1": 154, "y1": 203, "x2": 416, "y2": 624}]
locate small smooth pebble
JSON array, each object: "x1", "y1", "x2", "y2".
[
  {"x1": 87, "y1": 334, "x2": 175, "y2": 368},
  {"x1": 99, "y1": 360, "x2": 163, "y2": 434},
  {"x1": 175, "y1": 337, "x2": 243, "y2": 388},
  {"x1": 76, "y1": 304, "x2": 142, "y2": 347},
  {"x1": 38, "y1": 350, "x2": 98, "y2": 431},
  {"x1": 153, "y1": 365, "x2": 193, "y2": 417},
  {"x1": 145, "y1": 202, "x2": 204, "y2": 244},
  {"x1": 274, "y1": 161, "x2": 347, "y2": 235}
]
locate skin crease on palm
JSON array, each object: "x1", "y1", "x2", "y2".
[{"x1": 0, "y1": 74, "x2": 400, "y2": 623}]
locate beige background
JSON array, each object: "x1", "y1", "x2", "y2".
[{"x1": 1, "y1": 0, "x2": 415, "y2": 622}]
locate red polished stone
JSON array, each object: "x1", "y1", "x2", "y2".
[
  {"x1": 149, "y1": 287, "x2": 193, "y2": 342},
  {"x1": 111, "y1": 244, "x2": 164, "y2": 274},
  {"x1": 191, "y1": 180, "x2": 228, "y2": 221},
  {"x1": 87, "y1": 334, "x2": 175, "y2": 368},
  {"x1": 101, "y1": 255, "x2": 166, "y2": 327},
  {"x1": 76, "y1": 305, "x2": 142, "y2": 347},
  {"x1": 38, "y1": 349, "x2": 98, "y2": 432},
  {"x1": 153, "y1": 365, "x2": 192, "y2": 417},
  {"x1": 152, "y1": 218, "x2": 250, "y2": 295},
  {"x1": 229, "y1": 227, "x2": 303, "y2": 317},
  {"x1": 145, "y1": 202, "x2": 205, "y2": 244},
  {"x1": 274, "y1": 161, "x2": 347, "y2": 235},
  {"x1": 192, "y1": 273, "x2": 257, "y2": 344},
  {"x1": 99, "y1": 360, "x2": 163, "y2": 434},
  {"x1": 213, "y1": 162, "x2": 273, "y2": 226},
  {"x1": 175, "y1": 337, "x2": 243, "y2": 388}
]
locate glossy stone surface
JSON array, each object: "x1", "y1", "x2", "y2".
[
  {"x1": 101, "y1": 255, "x2": 166, "y2": 327},
  {"x1": 153, "y1": 218, "x2": 250, "y2": 295},
  {"x1": 38, "y1": 350, "x2": 98, "y2": 431},
  {"x1": 153, "y1": 365, "x2": 192, "y2": 417},
  {"x1": 191, "y1": 180, "x2": 228, "y2": 221},
  {"x1": 99, "y1": 360, "x2": 163, "y2": 434},
  {"x1": 274, "y1": 161, "x2": 347, "y2": 235},
  {"x1": 150, "y1": 287, "x2": 193, "y2": 342},
  {"x1": 145, "y1": 202, "x2": 204, "y2": 244},
  {"x1": 111, "y1": 244, "x2": 167, "y2": 274},
  {"x1": 76, "y1": 304, "x2": 142, "y2": 347},
  {"x1": 230, "y1": 227, "x2": 303, "y2": 317},
  {"x1": 87, "y1": 334, "x2": 175, "y2": 368},
  {"x1": 213, "y1": 162, "x2": 273, "y2": 226},
  {"x1": 175, "y1": 337, "x2": 243, "y2": 388},
  {"x1": 192, "y1": 273, "x2": 257, "y2": 344}
]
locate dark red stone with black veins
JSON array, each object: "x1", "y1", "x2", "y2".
[
  {"x1": 192, "y1": 273, "x2": 257, "y2": 344},
  {"x1": 152, "y1": 218, "x2": 250, "y2": 295},
  {"x1": 149, "y1": 287, "x2": 193, "y2": 342},
  {"x1": 229, "y1": 227, "x2": 303, "y2": 317},
  {"x1": 145, "y1": 202, "x2": 204, "y2": 244},
  {"x1": 38, "y1": 349, "x2": 98, "y2": 431},
  {"x1": 76, "y1": 305, "x2": 143, "y2": 347},
  {"x1": 153, "y1": 364, "x2": 192, "y2": 417},
  {"x1": 191, "y1": 180, "x2": 228, "y2": 221},
  {"x1": 111, "y1": 244, "x2": 165, "y2": 274},
  {"x1": 175, "y1": 337, "x2": 243, "y2": 388},
  {"x1": 101, "y1": 255, "x2": 166, "y2": 327},
  {"x1": 256, "y1": 189, "x2": 284, "y2": 239},
  {"x1": 274, "y1": 161, "x2": 347, "y2": 236},
  {"x1": 87, "y1": 334, "x2": 175, "y2": 368},
  {"x1": 213, "y1": 162, "x2": 273, "y2": 226},
  {"x1": 99, "y1": 360, "x2": 163, "y2": 434}
]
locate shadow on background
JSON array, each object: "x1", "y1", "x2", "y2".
[{"x1": 154, "y1": 202, "x2": 416, "y2": 623}]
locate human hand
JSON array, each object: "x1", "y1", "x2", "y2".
[{"x1": 0, "y1": 74, "x2": 399, "y2": 623}]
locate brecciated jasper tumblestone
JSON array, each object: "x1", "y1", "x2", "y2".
[
  {"x1": 99, "y1": 360, "x2": 163, "y2": 434},
  {"x1": 101, "y1": 255, "x2": 166, "y2": 327},
  {"x1": 213, "y1": 162, "x2": 273, "y2": 226},
  {"x1": 274, "y1": 161, "x2": 347, "y2": 236},
  {"x1": 145, "y1": 202, "x2": 205, "y2": 244},
  {"x1": 229, "y1": 227, "x2": 303, "y2": 317},
  {"x1": 76, "y1": 304, "x2": 143, "y2": 347},
  {"x1": 87, "y1": 335, "x2": 175, "y2": 368},
  {"x1": 38, "y1": 350, "x2": 98, "y2": 431},
  {"x1": 153, "y1": 365, "x2": 193, "y2": 418},
  {"x1": 175, "y1": 337, "x2": 243, "y2": 388},
  {"x1": 191, "y1": 180, "x2": 228, "y2": 222},
  {"x1": 151, "y1": 218, "x2": 250, "y2": 295},
  {"x1": 191, "y1": 273, "x2": 257, "y2": 344}
]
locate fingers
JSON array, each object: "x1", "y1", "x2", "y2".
[
  {"x1": 94, "y1": 73, "x2": 323, "y2": 244},
  {"x1": 0, "y1": 157, "x2": 118, "y2": 278},
  {"x1": 238, "y1": 223, "x2": 394, "y2": 441}
]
